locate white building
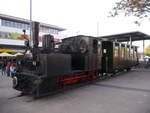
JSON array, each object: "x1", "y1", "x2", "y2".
[{"x1": 0, "y1": 13, "x2": 65, "y2": 49}]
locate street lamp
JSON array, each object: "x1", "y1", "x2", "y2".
[{"x1": 30, "y1": 0, "x2": 32, "y2": 47}]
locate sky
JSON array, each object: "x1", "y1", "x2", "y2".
[{"x1": 0, "y1": 0, "x2": 150, "y2": 52}]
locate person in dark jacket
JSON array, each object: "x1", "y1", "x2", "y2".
[{"x1": 1, "y1": 61, "x2": 6, "y2": 76}]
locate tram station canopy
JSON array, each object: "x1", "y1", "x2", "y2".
[{"x1": 100, "y1": 31, "x2": 150, "y2": 42}]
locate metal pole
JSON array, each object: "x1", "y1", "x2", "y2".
[
  {"x1": 143, "y1": 40, "x2": 145, "y2": 59},
  {"x1": 130, "y1": 36, "x2": 132, "y2": 46},
  {"x1": 127, "y1": 41, "x2": 129, "y2": 45},
  {"x1": 97, "y1": 22, "x2": 99, "y2": 36},
  {"x1": 129, "y1": 36, "x2": 132, "y2": 55},
  {"x1": 30, "y1": 0, "x2": 32, "y2": 47}
]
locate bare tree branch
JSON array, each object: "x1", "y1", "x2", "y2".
[{"x1": 110, "y1": 0, "x2": 150, "y2": 25}]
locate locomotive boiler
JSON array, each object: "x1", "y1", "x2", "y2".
[{"x1": 12, "y1": 22, "x2": 138, "y2": 98}]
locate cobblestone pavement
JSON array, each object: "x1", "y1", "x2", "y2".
[{"x1": 0, "y1": 69, "x2": 150, "y2": 113}]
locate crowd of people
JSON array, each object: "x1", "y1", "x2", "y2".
[{"x1": 0, "y1": 60, "x2": 16, "y2": 77}]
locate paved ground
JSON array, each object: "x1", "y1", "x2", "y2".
[{"x1": 0, "y1": 69, "x2": 150, "y2": 113}]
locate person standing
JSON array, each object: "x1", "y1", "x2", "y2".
[
  {"x1": 10, "y1": 63, "x2": 16, "y2": 77},
  {"x1": 1, "y1": 61, "x2": 6, "y2": 76},
  {"x1": 6, "y1": 62, "x2": 11, "y2": 77}
]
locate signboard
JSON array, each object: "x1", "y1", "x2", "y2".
[
  {"x1": 0, "y1": 31, "x2": 28, "y2": 40},
  {"x1": 0, "y1": 31, "x2": 62, "y2": 43}
]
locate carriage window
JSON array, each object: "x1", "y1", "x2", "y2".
[
  {"x1": 93, "y1": 39, "x2": 98, "y2": 53},
  {"x1": 121, "y1": 47, "x2": 125, "y2": 58},
  {"x1": 126, "y1": 47, "x2": 130, "y2": 59},
  {"x1": 114, "y1": 46, "x2": 119, "y2": 57},
  {"x1": 134, "y1": 48, "x2": 137, "y2": 59},
  {"x1": 130, "y1": 48, "x2": 133, "y2": 59},
  {"x1": 103, "y1": 49, "x2": 107, "y2": 53}
]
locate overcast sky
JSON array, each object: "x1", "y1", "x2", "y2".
[{"x1": 0, "y1": 0, "x2": 150, "y2": 52}]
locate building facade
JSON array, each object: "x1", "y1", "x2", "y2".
[{"x1": 0, "y1": 13, "x2": 65, "y2": 49}]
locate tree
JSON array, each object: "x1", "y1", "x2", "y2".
[
  {"x1": 110, "y1": 0, "x2": 150, "y2": 25},
  {"x1": 145, "y1": 45, "x2": 150, "y2": 56}
]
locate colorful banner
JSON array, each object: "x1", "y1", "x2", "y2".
[
  {"x1": 0, "y1": 31, "x2": 62, "y2": 43},
  {"x1": 0, "y1": 31, "x2": 29, "y2": 40}
]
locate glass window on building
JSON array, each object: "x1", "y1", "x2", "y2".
[
  {"x1": 6, "y1": 20, "x2": 9, "y2": 26},
  {"x1": 23, "y1": 23, "x2": 27, "y2": 30},
  {"x1": 21, "y1": 23, "x2": 23, "y2": 29},
  {"x1": 19, "y1": 23, "x2": 22, "y2": 28},
  {"x1": 14, "y1": 22, "x2": 17, "y2": 28},
  {"x1": 40, "y1": 26, "x2": 44, "y2": 32},
  {"x1": 15, "y1": 22, "x2": 18, "y2": 28},
  {"x1": 27, "y1": 24, "x2": 30, "y2": 30},
  {"x1": 1, "y1": 19, "x2": 4, "y2": 26},
  {"x1": 12, "y1": 21, "x2": 15, "y2": 27},
  {"x1": 53, "y1": 29, "x2": 55, "y2": 34},
  {"x1": 9, "y1": 21, "x2": 12, "y2": 27},
  {"x1": 48, "y1": 28, "x2": 51, "y2": 33},
  {"x1": 2, "y1": 19, "x2": 5, "y2": 26},
  {"x1": 54, "y1": 30, "x2": 58, "y2": 34},
  {"x1": 51, "y1": 29, "x2": 54, "y2": 34},
  {"x1": 46, "y1": 27, "x2": 48, "y2": 32},
  {"x1": 24, "y1": 24, "x2": 27, "y2": 29},
  {"x1": 1, "y1": 19, "x2": 30, "y2": 30},
  {"x1": 18, "y1": 23, "x2": 22, "y2": 29},
  {"x1": 22, "y1": 23, "x2": 25, "y2": 29},
  {"x1": 49, "y1": 28, "x2": 52, "y2": 33},
  {"x1": 10, "y1": 21, "x2": 14, "y2": 27}
]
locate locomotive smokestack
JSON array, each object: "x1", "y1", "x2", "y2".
[{"x1": 32, "y1": 22, "x2": 39, "y2": 48}]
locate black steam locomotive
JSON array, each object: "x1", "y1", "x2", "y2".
[{"x1": 12, "y1": 22, "x2": 138, "y2": 97}]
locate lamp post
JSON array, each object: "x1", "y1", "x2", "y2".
[
  {"x1": 30, "y1": 0, "x2": 32, "y2": 47},
  {"x1": 143, "y1": 40, "x2": 145, "y2": 59},
  {"x1": 97, "y1": 21, "x2": 99, "y2": 37}
]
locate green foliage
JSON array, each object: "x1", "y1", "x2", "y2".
[{"x1": 145, "y1": 45, "x2": 150, "y2": 56}]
